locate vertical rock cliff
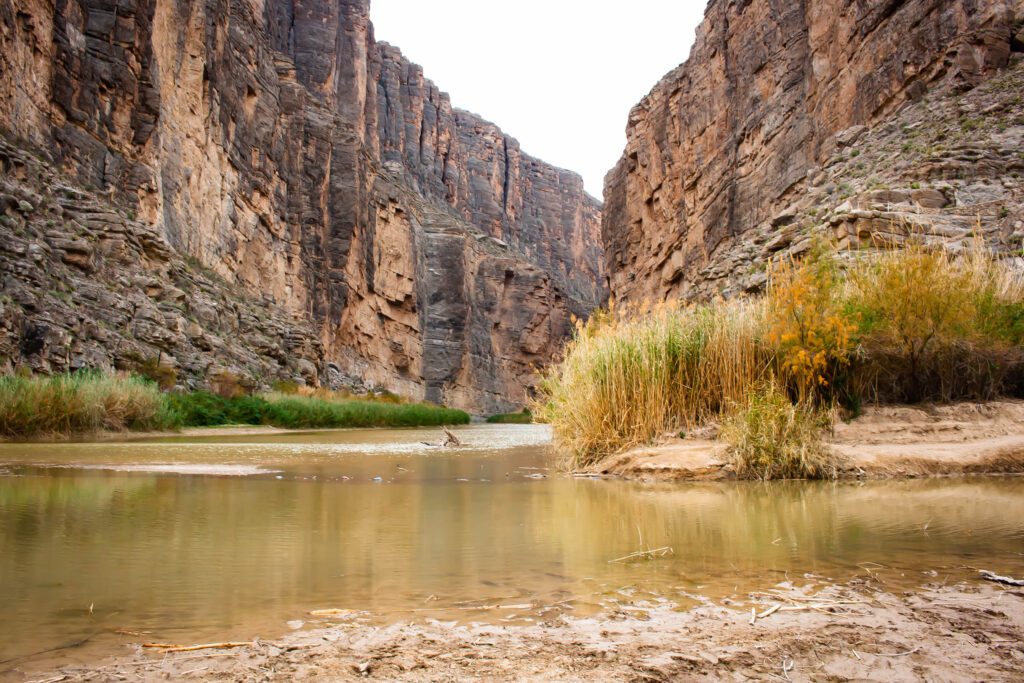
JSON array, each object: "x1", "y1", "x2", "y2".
[
  {"x1": 604, "y1": 0, "x2": 1024, "y2": 303},
  {"x1": 0, "y1": 0, "x2": 604, "y2": 412}
]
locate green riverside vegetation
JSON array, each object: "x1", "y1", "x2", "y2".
[
  {"x1": 166, "y1": 392, "x2": 470, "y2": 430},
  {"x1": 538, "y1": 240, "x2": 1024, "y2": 478},
  {"x1": 0, "y1": 374, "x2": 470, "y2": 439}
]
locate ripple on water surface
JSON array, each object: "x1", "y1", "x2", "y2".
[
  {"x1": 0, "y1": 425, "x2": 1022, "y2": 671},
  {"x1": 0, "y1": 424, "x2": 554, "y2": 475}
]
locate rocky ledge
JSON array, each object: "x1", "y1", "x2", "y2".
[
  {"x1": 0, "y1": 135, "x2": 327, "y2": 391},
  {"x1": 0, "y1": 0, "x2": 604, "y2": 412},
  {"x1": 603, "y1": 0, "x2": 1024, "y2": 303}
]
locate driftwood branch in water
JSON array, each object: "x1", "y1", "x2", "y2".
[
  {"x1": 608, "y1": 546, "x2": 674, "y2": 563},
  {"x1": 419, "y1": 427, "x2": 463, "y2": 448},
  {"x1": 980, "y1": 570, "x2": 1024, "y2": 586},
  {"x1": 442, "y1": 427, "x2": 462, "y2": 447},
  {"x1": 142, "y1": 642, "x2": 250, "y2": 653},
  {"x1": 309, "y1": 608, "x2": 359, "y2": 617}
]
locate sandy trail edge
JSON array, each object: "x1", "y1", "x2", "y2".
[
  {"x1": 599, "y1": 400, "x2": 1024, "y2": 481},
  {"x1": 12, "y1": 581, "x2": 1024, "y2": 681}
]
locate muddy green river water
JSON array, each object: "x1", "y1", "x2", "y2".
[{"x1": 1, "y1": 424, "x2": 1023, "y2": 672}]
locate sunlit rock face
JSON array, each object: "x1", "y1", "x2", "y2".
[
  {"x1": 0, "y1": 0, "x2": 604, "y2": 413},
  {"x1": 604, "y1": 0, "x2": 1024, "y2": 304}
]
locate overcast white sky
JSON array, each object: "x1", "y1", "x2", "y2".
[{"x1": 371, "y1": 1, "x2": 706, "y2": 200}]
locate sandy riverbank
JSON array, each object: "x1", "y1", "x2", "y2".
[
  {"x1": 2, "y1": 423, "x2": 491, "y2": 444},
  {"x1": 14, "y1": 578, "x2": 1024, "y2": 681},
  {"x1": 0, "y1": 425, "x2": 373, "y2": 444},
  {"x1": 598, "y1": 400, "x2": 1024, "y2": 482},
  {"x1": 111, "y1": 425, "x2": 331, "y2": 441}
]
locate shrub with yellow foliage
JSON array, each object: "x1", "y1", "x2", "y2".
[
  {"x1": 766, "y1": 249, "x2": 856, "y2": 404},
  {"x1": 539, "y1": 234, "x2": 1024, "y2": 478},
  {"x1": 846, "y1": 240, "x2": 1024, "y2": 402}
]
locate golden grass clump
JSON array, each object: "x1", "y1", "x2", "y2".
[
  {"x1": 0, "y1": 372, "x2": 173, "y2": 438},
  {"x1": 720, "y1": 382, "x2": 837, "y2": 481},
  {"x1": 540, "y1": 236, "x2": 1024, "y2": 478},
  {"x1": 536, "y1": 298, "x2": 772, "y2": 470},
  {"x1": 845, "y1": 240, "x2": 1024, "y2": 403}
]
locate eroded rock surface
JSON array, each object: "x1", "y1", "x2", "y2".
[
  {"x1": 0, "y1": 136, "x2": 327, "y2": 389},
  {"x1": 0, "y1": 0, "x2": 604, "y2": 412},
  {"x1": 604, "y1": 0, "x2": 1024, "y2": 303}
]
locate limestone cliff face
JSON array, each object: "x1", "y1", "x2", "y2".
[
  {"x1": 0, "y1": 0, "x2": 604, "y2": 412},
  {"x1": 370, "y1": 43, "x2": 604, "y2": 308},
  {"x1": 604, "y1": 0, "x2": 1024, "y2": 303}
]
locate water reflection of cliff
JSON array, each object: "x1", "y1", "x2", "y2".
[{"x1": 3, "y1": 474, "x2": 1023, "y2": 630}]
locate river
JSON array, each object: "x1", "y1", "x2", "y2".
[{"x1": 1, "y1": 424, "x2": 1023, "y2": 672}]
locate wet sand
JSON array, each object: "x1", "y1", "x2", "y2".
[
  {"x1": 13, "y1": 579, "x2": 1024, "y2": 681},
  {"x1": 88, "y1": 425, "x2": 330, "y2": 441},
  {"x1": 600, "y1": 400, "x2": 1024, "y2": 481},
  {"x1": 0, "y1": 425, "x2": 336, "y2": 445}
]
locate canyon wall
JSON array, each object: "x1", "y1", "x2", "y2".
[
  {"x1": 0, "y1": 0, "x2": 604, "y2": 412},
  {"x1": 604, "y1": 0, "x2": 1024, "y2": 303}
]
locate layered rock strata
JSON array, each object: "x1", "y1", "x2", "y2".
[
  {"x1": 0, "y1": 0, "x2": 604, "y2": 412},
  {"x1": 604, "y1": 0, "x2": 1024, "y2": 303},
  {"x1": 0, "y1": 135, "x2": 326, "y2": 389}
]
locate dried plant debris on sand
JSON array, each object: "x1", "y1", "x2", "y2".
[{"x1": 17, "y1": 581, "x2": 1024, "y2": 681}]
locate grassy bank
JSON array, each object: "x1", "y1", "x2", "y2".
[
  {"x1": 0, "y1": 374, "x2": 177, "y2": 437},
  {"x1": 0, "y1": 375, "x2": 469, "y2": 439},
  {"x1": 167, "y1": 392, "x2": 470, "y2": 430},
  {"x1": 539, "y1": 242, "x2": 1024, "y2": 475}
]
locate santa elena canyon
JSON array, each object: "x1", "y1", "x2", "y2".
[{"x1": 3, "y1": 0, "x2": 1024, "y2": 681}]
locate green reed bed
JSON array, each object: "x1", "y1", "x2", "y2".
[
  {"x1": 0, "y1": 375, "x2": 469, "y2": 438},
  {"x1": 162, "y1": 392, "x2": 470, "y2": 430}
]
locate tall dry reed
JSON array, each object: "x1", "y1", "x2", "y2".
[
  {"x1": 0, "y1": 373, "x2": 174, "y2": 438},
  {"x1": 540, "y1": 238, "x2": 1024, "y2": 474},
  {"x1": 537, "y1": 300, "x2": 772, "y2": 469}
]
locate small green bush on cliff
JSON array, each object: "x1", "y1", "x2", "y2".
[{"x1": 125, "y1": 354, "x2": 179, "y2": 390}]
